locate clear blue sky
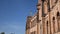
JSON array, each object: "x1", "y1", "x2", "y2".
[{"x1": 0, "y1": 0, "x2": 37, "y2": 34}]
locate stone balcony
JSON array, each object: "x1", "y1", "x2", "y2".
[
  {"x1": 57, "y1": 16, "x2": 60, "y2": 19},
  {"x1": 54, "y1": 32, "x2": 60, "y2": 34}
]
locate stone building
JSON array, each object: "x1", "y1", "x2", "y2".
[{"x1": 25, "y1": 0, "x2": 60, "y2": 34}]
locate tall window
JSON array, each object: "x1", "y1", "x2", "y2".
[
  {"x1": 47, "y1": 21, "x2": 48, "y2": 34},
  {"x1": 57, "y1": 12, "x2": 59, "y2": 16},
  {"x1": 53, "y1": 17, "x2": 55, "y2": 32},
  {"x1": 57, "y1": 12, "x2": 60, "y2": 31},
  {"x1": 42, "y1": 0, "x2": 45, "y2": 2}
]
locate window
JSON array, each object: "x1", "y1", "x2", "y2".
[
  {"x1": 47, "y1": 21, "x2": 48, "y2": 34},
  {"x1": 53, "y1": 17, "x2": 55, "y2": 20},
  {"x1": 42, "y1": 0, "x2": 45, "y2": 2},
  {"x1": 57, "y1": 12, "x2": 60, "y2": 16},
  {"x1": 57, "y1": 12, "x2": 60, "y2": 31},
  {"x1": 53, "y1": 17, "x2": 55, "y2": 32},
  {"x1": 47, "y1": 21, "x2": 48, "y2": 26}
]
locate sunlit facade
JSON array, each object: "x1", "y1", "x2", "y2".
[{"x1": 25, "y1": 0, "x2": 60, "y2": 34}]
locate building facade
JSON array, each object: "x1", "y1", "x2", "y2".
[{"x1": 25, "y1": 0, "x2": 60, "y2": 34}]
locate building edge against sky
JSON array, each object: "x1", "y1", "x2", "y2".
[{"x1": 26, "y1": 0, "x2": 60, "y2": 34}]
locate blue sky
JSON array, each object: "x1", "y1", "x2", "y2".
[{"x1": 0, "y1": 0, "x2": 37, "y2": 34}]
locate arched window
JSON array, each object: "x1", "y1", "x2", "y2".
[
  {"x1": 57, "y1": 12, "x2": 60, "y2": 31},
  {"x1": 53, "y1": 17, "x2": 55, "y2": 20},
  {"x1": 53, "y1": 17, "x2": 55, "y2": 32},
  {"x1": 47, "y1": 21, "x2": 48, "y2": 26},
  {"x1": 42, "y1": 0, "x2": 45, "y2": 2},
  {"x1": 57, "y1": 12, "x2": 59, "y2": 16},
  {"x1": 47, "y1": 21, "x2": 48, "y2": 34}
]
